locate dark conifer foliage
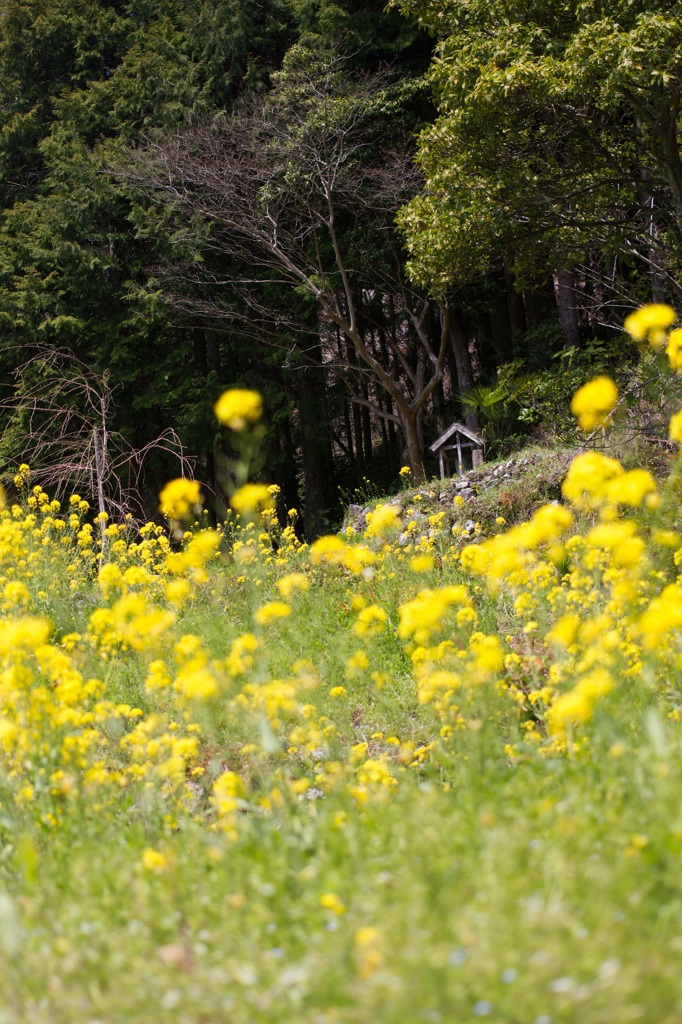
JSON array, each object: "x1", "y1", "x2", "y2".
[{"x1": 0, "y1": 0, "x2": 678, "y2": 532}]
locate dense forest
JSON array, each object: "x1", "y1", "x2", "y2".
[{"x1": 0, "y1": 0, "x2": 680, "y2": 534}]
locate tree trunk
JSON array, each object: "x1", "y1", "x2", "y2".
[
  {"x1": 654, "y1": 105, "x2": 682, "y2": 245},
  {"x1": 361, "y1": 382, "x2": 372, "y2": 471},
  {"x1": 523, "y1": 290, "x2": 541, "y2": 330},
  {"x1": 271, "y1": 418, "x2": 301, "y2": 529},
  {"x1": 431, "y1": 376, "x2": 447, "y2": 434},
  {"x1": 296, "y1": 351, "x2": 334, "y2": 540},
  {"x1": 400, "y1": 408, "x2": 424, "y2": 483},
  {"x1": 192, "y1": 328, "x2": 207, "y2": 369},
  {"x1": 448, "y1": 309, "x2": 479, "y2": 432},
  {"x1": 342, "y1": 398, "x2": 355, "y2": 472},
  {"x1": 376, "y1": 393, "x2": 392, "y2": 476},
  {"x1": 639, "y1": 172, "x2": 667, "y2": 303},
  {"x1": 554, "y1": 269, "x2": 581, "y2": 352},
  {"x1": 206, "y1": 333, "x2": 221, "y2": 375},
  {"x1": 472, "y1": 311, "x2": 492, "y2": 377},
  {"x1": 504, "y1": 263, "x2": 525, "y2": 336},
  {"x1": 489, "y1": 297, "x2": 513, "y2": 362}
]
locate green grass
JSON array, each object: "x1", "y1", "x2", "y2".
[
  {"x1": 4, "y1": 714, "x2": 682, "y2": 1023},
  {"x1": 3, "y1": 458, "x2": 682, "y2": 1023}
]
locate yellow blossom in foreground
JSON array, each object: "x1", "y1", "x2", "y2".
[
  {"x1": 667, "y1": 329, "x2": 682, "y2": 372},
  {"x1": 276, "y1": 572, "x2": 309, "y2": 598},
  {"x1": 225, "y1": 633, "x2": 259, "y2": 676},
  {"x1": 231, "y1": 484, "x2": 274, "y2": 516},
  {"x1": 345, "y1": 649, "x2": 369, "y2": 678},
  {"x1": 570, "y1": 376, "x2": 618, "y2": 432},
  {"x1": 158, "y1": 478, "x2": 201, "y2": 519},
  {"x1": 211, "y1": 771, "x2": 245, "y2": 820},
  {"x1": 670, "y1": 410, "x2": 682, "y2": 443},
  {"x1": 254, "y1": 601, "x2": 291, "y2": 626},
  {"x1": 547, "y1": 669, "x2": 613, "y2": 735},
  {"x1": 355, "y1": 926, "x2": 383, "y2": 978},
  {"x1": 141, "y1": 848, "x2": 168, "y2": 874},
  {"x1": 0, "y1": 616, "x2": 51, "y2": 656},
  {"x1": 342, "y1": 545, "x2": 376, "y2": 575},
  {"x1": 354, "y1": 604, "x2": 388, "y2": 638},
  {"x1": 638, "y1": 584, "x2": 682, "y2": 649},
  {"x1": 365, "y1": 504, "x2": 401, "y2": 538},
  {"x1": 165, "y1": 578, "x2": 191, "y2": 608},
  {"x1": 320, "y1": 893, "x2": 346, "y2": 915},
  {"x1": 624, "y1": 303, "x2": 676, "y2": 345},
  {"x1": 561, "y1": 451, "x2": 624, "y2": 509},
  {"x1": 214, "y1": 388, "x2": 263, "y2": 430},
  {"x1": 398, "y1": 585, "x2": 471, "y2": 644},
  {"x1": 310, "y1": 535, "x2": 347, "y2": 566},
  {"x1": 145, "y1": 660, "x2": 172, "y2": 692},
  {"x1": 174, "y1": 665, "x2": 218, "y2": 700},
  {"x1": 605, "y1": 469, "x2": 657, "y2": 507},
  {"x1": 409, "y1": 554, "x2": 435, "y2": 573},
  {"x1": 547, "y1": 613, "x2": 580, "y2": 648}
]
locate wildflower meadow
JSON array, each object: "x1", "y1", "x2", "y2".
[{"x1": 3, "y1": 309, "x2": 682, "y2": 1021}]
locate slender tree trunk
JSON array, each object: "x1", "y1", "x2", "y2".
[
  {"x1": 296, "y1": 344, "x2": 334, "y2": 540},
  {"x1": 523, "y1": 290, "x2": 541, "y2": 330},
  {"x1": 504, "y1": 263, "x2": 525, "y2": 337},
  {"x1": 342, "y1": 398, "x2": 355, "y2": 471},
  {"x1": 400, "y1": 409, "x2": 424, "y2": 484},
  {"x1": 93, "y1": 421, "x2": 107, "y2": 567},
  {"x1": 431, "y1": 377, "x2": 447, "y2": 434},
  {"x1": 206, "y1": 333, "x2": 221, "y2": 375},
  {"x1": 361, "y1": 381, "x2": 372, "y2": 470},
  {"x1": 377, "y1": 393, "x2": 393, "y2": 476},
  {"x1": 271, "y1": 419, "x2": 300, "y2": 528},
  {"x1": 489, "y1": 297, "x2": 513, "y2": 362},
  {"x1": 654, "y1": 104, "x2": 682, "y2": 244},
  {"x1": 639, "y1": 171, "x2": 667, "y2": 303},
  {"x1": 192, "y1": 328, "x2": 207, "y2": 369},
  {"x1": 352, "y1": 401, "x2": 364, "y2": 476},
  {"x1": 554, "y1": 269, "x2": 581, "y2": 352},
  {"x1": 475, "y1": 311, "x2": 494, "y2": 374},
  {"x1": 334, "y1": 328, "x2": 357, "y2": 478},
  {"x1": 448, "y1": 309, "x2": 479, "y2": 432}
]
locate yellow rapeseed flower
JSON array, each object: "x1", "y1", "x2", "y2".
[
  {"x1": 140, "y1": 848, "x2": 168, "y2": 873},
  {"x1": 409, "y1": 554, "x2": 435, "y2": 573},
  {"x1": 211, "y1": 771, "x2": 245, "y2": 819},
  {"x1": 670, "y1": 409, "x2": 682, "y2": 443},
  {"x1": 345, "y1": 649, "x2": 369, "y2": 678},
  {"x1": 605, "y1": 468, "x2": 657, "y2": 507},
  {"x1": 570, "y1": 376, "x2": 618, "y2": 432},
  {"x1": 354, "y1": 604, "x2": 388, "y2": 638},
  {"x1": 667, "y1": 328, "x2": 682, "y2": 372},
  {"x1": 230, "y1": 484, "x2": 274, "y2": 516},
  {"x1": 158, "y1": 478, "x2": 201, "y2": 519},
  {"x1": 214, "y1": 388, "x2": 263, "y2": 430},
  {"x1": 310, "y1": 535, "x2": 347, "y2": 566},
  {"x1": 253, "y1": 601, "x2": 291, "y2": 626},
  {"x1": 365, "y1": 504, "x2": 401, "y2": 538},
  {"x1": 561, "y1": 451, "x2": 624, "y2": 509},
  {"x1": 320, "y1": 893, "x2": 346, "y2": 915},
  {"x1": 276, "y1": 572, "x2": 309, "y2": 598},
  {"x1": 624, "y1": 303, "x2": 676, "y2": 345}
]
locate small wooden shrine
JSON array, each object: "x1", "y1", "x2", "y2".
[{"x1": 429, "y1": 421, "x2": 484, "y2": 479}]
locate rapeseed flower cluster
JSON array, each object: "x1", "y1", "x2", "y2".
[{"x1": 4, "y1": 320, "x2": 682, "y2": 850}]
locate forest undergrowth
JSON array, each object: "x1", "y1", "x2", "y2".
[{"x1": 3, "y1": 310, "x2": 682, "y2": 1021}]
